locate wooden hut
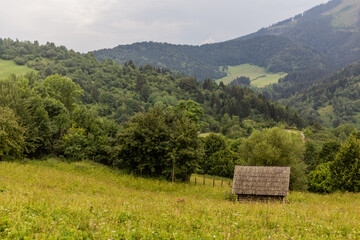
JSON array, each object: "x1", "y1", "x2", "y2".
[{"x1": 232, "y1": 166, "x2": 290, "y2": 203}]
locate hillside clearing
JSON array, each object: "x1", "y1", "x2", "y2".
[
  {"x1": 1, "y1": 159, "x2": 359, "y2": 239},
  {"x1": 0, "y1": 59, "x2": 35, "y2": 78},
  {"x1": 317, "y1": 105, "x2": 336, "y2": 128},
  {"x1": 216, "y1": 64, "x2": 287, "y2": 88}
]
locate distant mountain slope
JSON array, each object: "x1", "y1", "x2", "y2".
[
  {"x1": 244, "y1": 0, "x2": 360, "y2": 68},
  {"x1": 91, "y1": 35, "x2": 329, "y2": 81},
  {"x1": 279, "y1": 62, "x2": 360, "y2": 128}
]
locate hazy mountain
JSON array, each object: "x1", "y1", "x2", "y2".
[{"x1": 243, "y1": 0, "x2": 360, "y2": 68}]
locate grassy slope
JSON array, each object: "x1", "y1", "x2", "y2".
[
  {"x1": 323, "y1": 0, "x2": 360, "y2": 29},
  {"x1": 216, "y1": 64, "x2": 287, "y2": 88},
  {"x1": 0, "y1": 59, "x2": 34, "y2": 78},
  {"x1": 1, "y1": 160, "x2": 359, "y2": 239},
  {"x1": 317, "y1": 105, "x2": 336, "y2": 128}
]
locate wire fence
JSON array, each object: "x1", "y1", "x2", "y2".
[{"x1": 190, "y1": 175, "x2": 232, "y2": 188}]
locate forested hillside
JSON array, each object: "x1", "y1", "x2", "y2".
[
  {"x1": 273, "y1": 63, "x2": 360, "y2": 128},
  {"x1": 91, "y1": 35, "x2": 328, "y2": 81},
  {"x1": 222, "y1": 0, "x2": 360, "y2": 127},
  {"x1": 0, "y1": 38, "x2": 302, "y2": 127},
  {"x1": 0, "y1": 38, "x2": 306, "y2": 176}
]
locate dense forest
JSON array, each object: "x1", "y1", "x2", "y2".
[
  {"x1": 0, "y1": 38, "x2": 304, "y2": 128},
  {"x1": 92, "y1": 35, "x2": 329, "y2": 80},
  {"x1": 0, "y1": 38, "x2": 302, "y2": 180},
  {"x1": 263, "y1": 62, "x2": 360, "y2": 128}
]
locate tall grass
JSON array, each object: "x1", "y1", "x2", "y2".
[
  {"x1": 1, "y1": 159, "x2": 359, "y2": 239},
  {"x1": 216, "y1": 64, "x2": 287, "y2": 88},
  {"x1": 0, "y1": 59, "x2": 35, "y2": 78}
]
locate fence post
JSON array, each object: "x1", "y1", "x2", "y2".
[
  {"x1": 213, "y1": 179, "x2": 215, "y2": 187},
  {"x1": 195, "y1": 177, "x2": 197, "y2": 185},
  {"x1": 221, "y1": 180, "x2": 223, "y2": 187},
  {"x1": 203, "y1": 177, "x2": 205, "y2": 185}
]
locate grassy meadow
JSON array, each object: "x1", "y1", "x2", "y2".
[
  {"x1": 0, "y1": 159, "x2": 359, "y2": 239},
  {"x1": 216, "y1": 64, "x2": 287, "y2": 88},
  {"x1": 0, "y1": 59, "x2": 34, "y2": 78}
]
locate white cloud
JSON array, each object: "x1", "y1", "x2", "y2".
[
  {"x1": 0, "y1": 0, "x2": 329, "y2": 52},
  {"x1": 201, "y1": 37, "x2": 215, "y2": 45}
]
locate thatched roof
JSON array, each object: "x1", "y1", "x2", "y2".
[{"x1": 232, "y1": 166, "x2": 290, "y2": 196}]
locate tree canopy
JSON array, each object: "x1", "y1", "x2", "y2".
[
  {"x1": 239, "y1": 127, "x2": 307, "y2": 190},
  {"x1": 114, "y1": 107, "x2": 203, "y2": 181},
  {"x1": 0, "y1": 106, "x2": 25, "y2": 160}
]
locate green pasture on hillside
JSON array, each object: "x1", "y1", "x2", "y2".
[
  {"x1": 0, "y1": 159, "x2": 359, "y2": 239},
  {"x1": 0, "y1": 59, "x2": 34, "y2": 78},
  {"x1": 216, "y1": 64, "x2": 287, "y2": 88},
  {"x1": 317, "y1": 105, "x2": 337, "y2": 128}
]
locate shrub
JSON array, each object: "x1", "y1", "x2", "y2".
[
  {"x1": 308, "y1": 132, "x2": 360, "y2": 193},
  {"x1": 308, "y1": 162, "x2": 333, "y2": 193},
  {"x1": 59, "y1": 124, "x2": 88, "y2": 161},
  {"x1": 14, "y1": 56, "x2": 26, "y2": 65}
]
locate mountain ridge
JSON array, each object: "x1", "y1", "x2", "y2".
[
  {"x1": 242, "y1": 0, "x2": 360, "y2": 68},
  {"x1": 91, "y1": 35, "x2": 329, "y2": 81},
  {"x1": 92, "y1": 0, "x2": 360, "y2": 82}
]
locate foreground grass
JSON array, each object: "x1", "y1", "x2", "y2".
[
  {"x1": 216, "y1": 64, "x2": 287, "y2": 88},
  {"x1": 1, "y1": 159, "x2": 359, "y2": 239},
  {"x1": 0, "y1": 59, "x2": 34, "y2": 78}
]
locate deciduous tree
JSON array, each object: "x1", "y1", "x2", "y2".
[
  {"x1": 0, "y1": 106, "x2": 25, "y2": 160},
  {"x1": 239, "y1": 127, "x2": 307, "y2": 190},
  {"x1": 114, "y1": 107, "x2": 202, "y2": 181}
]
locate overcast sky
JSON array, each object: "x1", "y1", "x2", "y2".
[{"x1": 0, "y1": 0, "x2": 329, "y2": 53}]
